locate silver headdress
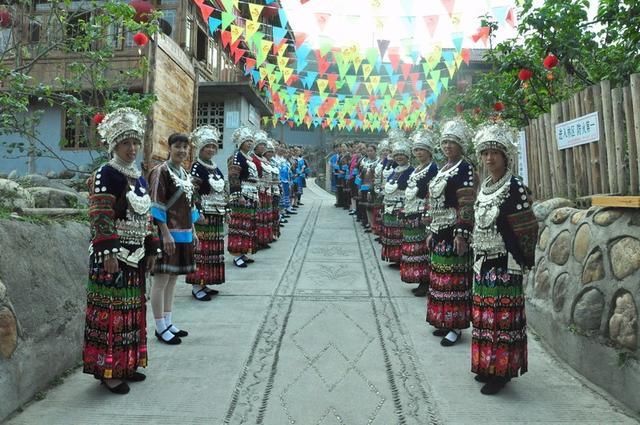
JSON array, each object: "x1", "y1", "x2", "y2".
[
  {"x1": 440, "y1": 118, "x2": 471, "y2": 152},
  {"x1": 97, "y1": 107, "x2": 146, "y2": 153},
  {"x1": 253, "y1": 129, "x2": 270, "y2": 147},
  {"x1": 391, "y1": 138, "x2": 412, "y2": 159},
  {"x1": 409, "y1": 129, "x2": 436, "y2": 154},
  {"x1": 265, "y1": 139, "x2": 276, "y2": 153},
  {"x1": 190, "y1": 125, "x2": 221, "y2": 154},
  {"x1": 386, "y1": 128, "x2": 405, "y2": 140},
  {"x1": 377, "y1": 138, "x2": 391, "y2": 153},
  {"x1": 473, "y1": 122, "x2": 519, "y2": 164},
  {"x1": 232, "y1": 126, "x2": 255, "y2": 149}
]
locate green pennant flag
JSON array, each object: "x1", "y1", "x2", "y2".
[
  {"x1": 441, "y1": 77, "x2": 449, "y2": 90},
  {"x1": 378, "y1": 82, "x2": 389, "y2": 95},
  {"x1": 346, "y1": 75, "x2": 357, "y2": 93},
  {"x1": 366, "y1": 47, "x2": 379, "y2": 66},
  {"x1": 221, "y1": 11, "x2": 235, "y2": 30}
]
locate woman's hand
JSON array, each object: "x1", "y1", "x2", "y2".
[
  {"x1": 425, "y1": 234, "x2": 433, "y2": 249},
  {"x1": 193, "y1": 232, "x2": 200, "y2": 250},
  {"x1": 103, "y1": 255, "x2": 119, "y2": 274},
  {"x1": 453, "y1": 235, "x2": 468, "y2": 256},
  {"x1": 162, "y1": 232, "x2": 176, "y2": 256}
]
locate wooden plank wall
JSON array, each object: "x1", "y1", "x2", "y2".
[{"x1": 522, "y1": 73, "x2": 640, "y2": 200}]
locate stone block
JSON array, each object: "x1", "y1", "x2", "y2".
[
  {"x1": 0, "y1": 179, "x2": 35, "y2": 210},
  {"x1": 610, "y1": 237, "x2": 640, "y2": 280},
  {"x1": 538, "y1": 226, "x2": 550, "y2": 251},
  {"x1": 573, "y1": 223, "x2": 591, "y2": 262},
  {"x1": 549, "y1": 230, "x2": 571, "y2": 265},
  {"x1": 573, "y1": 288, "x2": 605, "y2": 332},
  {"x1": 593, "y1": 209, "x2": 623, "y2": 226},
  {"x1": 534, "y1": 258, "x2": 550, "y2": 298},
  {"x1": 582, "y1": 248, "x2": 604, "y2": 284},
  {"x1": 0, "y1": 307, "x2": 17, "y2": 359},
  {"x1": 609, "y1": 292, "x2": 638, "y2": 351},
  {"x1": 570, "y1": 210, "x2": 586, "y2": 224},
  {"x1": 552, "y1": 273, "x2": 569, "y2": 312},
  {"x1": 533, "y1": 198, "x2": 574, "y2": 221},
  {"x1": 550, "y1": 207, "x2": 575, "y2": 224},
  {"x1": 25, "y1": 187, "x2": 85, "y2": 209}
]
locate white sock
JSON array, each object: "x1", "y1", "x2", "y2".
[
  {"x1": 155, "y1": 318, "x2": 173, "y2": 341},
  {"x1": 444, "y1": 329, "x2": 460, "y2": 342},
  {"x1": 163, "y1": 312, "x2": 180, "y2": 333}
]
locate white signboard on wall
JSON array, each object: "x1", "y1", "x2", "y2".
[
  {"x1": 248, "y1": 104, "x2": 260, "y2": 127},
  {"x1": 517, "y1": 130, "x2": 528, "y2": 186},
  {"x1": 555, "y1": 111, "x2": 600, "y2": 150}
]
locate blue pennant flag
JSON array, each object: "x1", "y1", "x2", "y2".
[
  {"x1": 278, "y1": 8, "x2": 288, "y2": 29},
  {"x1": 208, "y1": 17, "x2": 222, "y2": 34}
]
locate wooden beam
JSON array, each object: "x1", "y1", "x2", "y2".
[{"x1": 591, "y1": 196, "x2": 640, "y2": 208}]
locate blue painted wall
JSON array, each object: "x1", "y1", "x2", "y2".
[{"x1": 0, "y1": 104, "x2": 100, "y2": 176}]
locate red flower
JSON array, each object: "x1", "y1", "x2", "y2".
[
  {"x1": 543, "y1": 54, "x2": 559, "y2": 69},
  {"x1": 133, "y1": 32, "x2": 149, "y2": 46},
  {"x1": 129, "y1": 0, "x2": 153, "y2": 23},
  {"x1": 493, "y1": 101, "x2": 505, "y2": 112},
  {"x1": 92, "y1": 113, "x2": 105, "y2": 125},
  {"x1": 0, "y1": 9, "x2": 12, "y2": 28},
  {"x1": 518, "y1": 68, "x2": 533, "y2": 81}
]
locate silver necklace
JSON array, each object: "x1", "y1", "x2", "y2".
[
  {"x1": 481, "y1": 171, "x2": 512, "y2": 196},
  {"x1": 108, "y1": 156, "x2": 141, "y2": 179},
  {"x1": 165, "y1": 161, "x2": 194, "y2": 203},
  {"x1": 197, "y1": 157, "x2": 218, "y2": 171}
]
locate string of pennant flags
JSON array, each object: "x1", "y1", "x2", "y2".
[{"x1": 190, "y1": 0, "x2": 518, "y2": 131}]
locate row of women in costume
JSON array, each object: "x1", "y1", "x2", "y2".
[
  {"x1": 82, "y1": 108, "x2": 301, "y2": 395},
  {"x1": 337, "y1": 120, "x2": 539, "y2": 395}
]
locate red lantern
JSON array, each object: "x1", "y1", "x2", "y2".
[
  {"x1": 133, "y1": 32, "x2": 149, "y2": 47},
  {"x1": 494, "y1": 101, "x2": 505, "y2": 112},
  {"x1": 0, "y1": 9, "x2": 12, "y2": 28},
  {"x1": 518, "y1": 68, "x2": 533, "y2": 81},
  {"x1": 92, "y1": 113, "x2": 105, "y2": 125},
  {"x1": 129, "y1": 0, "x2": 153, "y2": 23},
  {"x1": 543, "y1": 53, "x2": 559, "y2": 70}
]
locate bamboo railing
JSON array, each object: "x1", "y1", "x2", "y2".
[{"x1": 523, "y1": 73, "x2": 640, "y2": 200}]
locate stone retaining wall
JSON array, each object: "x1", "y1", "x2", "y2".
[
  {"x1": 0, "y1": 219, "x2": 88, "y2": 422},
  {"x1": 527, "y1": 200, "x2": 640, "y2": 411}
]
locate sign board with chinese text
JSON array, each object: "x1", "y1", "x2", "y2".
[{"x1": 555, "y1": 111, "x2": 600, "y2": 150}]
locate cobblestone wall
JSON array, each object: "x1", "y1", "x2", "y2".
[{"x1": 527, "y1": 199, "x2": 640, "y2": 411}]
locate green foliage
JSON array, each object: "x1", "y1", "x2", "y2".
[
  {"x1": 439, "y1": 0, "x2": 640, "y2": 128},
  {"x1": 0, "y1": 0, "x2": 160, "y2": 173}
]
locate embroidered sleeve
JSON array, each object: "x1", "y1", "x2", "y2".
[
  {"x1": 88, "y1": 166, "x2": 122, "y2": 258},
  {"x1": 453, "y1": 163, "x2": 476, "y2": 239},
  {"x1": 504, "y1": 181, "x2": 538, "y2": 270},
  {"x1": 149, "y1": 165, "x2": 168, "y2": 223}
]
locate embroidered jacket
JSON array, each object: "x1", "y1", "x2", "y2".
[
  {"x1": 227, "y1": 151, "x2": 259, "y2": 201},
  {"x1": 404, "y1": 162, "x2": 438, "y2": 215},
  {"x1": 427, "y1": 159, "x2": 476, "y2": 239},
  {"x1": 190, "y1": 160, "x2": 226, "y2": 215},
  {"x1": 88, "y1": 164, "x2": 159, "y2": 267}
]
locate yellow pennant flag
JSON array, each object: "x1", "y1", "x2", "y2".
[
  {"x1": 370, "y1": 75, "x2": 381, "y2": 90},
  {"x1": 446, "y1": 61, "x2": 457, "y2": 78},
  {"x1": 259, "y1": 67, "x2": 269, "y2": 82},
  {"x1": 276, "y1": 42, "x2": 288, "y2": 57},
  {"x1": 317, "y1": 78, "x2": 329, "y2": 93},
  {"x1": 352, "y1": 53, "x2": 364, "y2": 73},
  {"x1": 282, "y1": 67, "x2": 294, "y2": 83},
  {"x1": 364, "y1": 82, "x2": 373, "y2": 95},
  {"x1": 257, "y1": 40, "x2": 273, "y2": 66},
  {"x1": 230, "y1": 24, "x2": 243, "y2": 44},
  {"x1": 388, "y1": 84, "x2": 397, "y2": 97},
  {"x1": 427, "y1": 78, "x2": 438, "y2": 92},
  {"x1": 249, "y1": 4, "x2": 264, "y2": 21},
  {"x1": 277, "y1": 55, "x2": 289, "y2": 70},
  {"x1": 451, "y1": 13, "x2": 462, "y2": 28},
  {"x1": 362, "y1": 63, "x2": 374, "y2": 79},
  {"x1": 245, "y1": 20, "x2": 260, "y2": 40},
  {"x1": 232, "y1": 0, "x2": 239, "y2": 9}
]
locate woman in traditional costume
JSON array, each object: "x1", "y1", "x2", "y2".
[
  {"x1": 381, "y1": 137, "x2": 414, "y2": 265},
  {"x1": 185, "y1": 126, "x2": 226, "y2": 301},
  {"x1": 149, "y1": 133, "x2": 198, "y2": 345},
  {"x1": 470, "y1": 123, "x2": 538, "y2": 395},
  {"x1": 84, "y1": 108, "x2": 160, "y2": 394},
  {"x1": 372, "y1": 139, "x2": 394, "y2": 239},
  {"x1": 425, "y1": 119, "x2": 476, "y2": 347},
  {"x1": 227, "y1": 126, "x2": 259, "y2": 268},
  {"x1": 357, "y1": 144, "x2": 378, "y2": 231},
  {"x1": 251, "y1": 130, "x2": 274, "y2": 250},
  {"x1": 401, "y1": 130, "x2": 438, "y2": 296}
]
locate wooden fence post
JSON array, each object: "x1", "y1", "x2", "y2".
[
  {"x1": 611, "y1": 87, "x2": 627, "y2": 194},
  {"x1": 601, "y1": 80, "x2": 616, "y2": 193},
  {"x1": 583, "y1": 87, "x2": 601, "y2": 193},
  {"x1": 592, "y1": 84, "x2": 609, "y2": 194},
  {"x1": 630, "y1": 74, "x2": 640, "y2": 195},
  {"x1": 550, "y1": 103, "x2": 567, "y2": 197},
  {"x1": 623, "y1": 86, "x2": 638, "y2": 195},
  {"x1": 572, "y1": 92, "x2": 591, "y2": 195},
  {"x1": 562, "y1": 100, "x2": 576, "y2": 198}
]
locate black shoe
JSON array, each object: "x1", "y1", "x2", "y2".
[
  {"x1": 287, "y1": 211, "x2": 298, "y2": 215},
  {"x1": 480, "y1": 377, "x2": 510, "y2": 395},
  {"x1": 364, "y1": 229, "x2": 372, "y2": 233},
  {"x1": 298, "y1": 202, "x2": 304, "y2": 206},
  {"x1": 374, "y1": 237, "x2": 381, "y2": 242},
  {"x1": 282, "y1": 214, "x2": 291, "y2": 218},
  {"x1": 192, "y1": 288, "x2": 212, "y2": 301},
  {"x1": 279, "y1": 224, "x2": 285, "y2": 227},
  {"x1": 155, "y1": 329, "x2": 181, "y2": 345},
  {"x1": 413, "y1": 283, "x2": 428, "y2": 297},
  {"x1": 101, "y1": 379, "x2": 130, "y2": 394},
  {"x1": 167, "y1": 325, "x2": 188, "y2": 337},
  {"x1": 432, "y1": 328, "x2": 449, "y2": 337},
  {"x1": 280, "y1": 219, "x2": 289, "y2": 223},
  {"x1": 241, "y1": 255, "x2": 255, "y2": 263},
  {"x1": 203, "y1": 287, "x2": 219, "y2": 296},
  {"x1": 440, "y1": 331, "x2": 462, "y2": 347},
  {"x1": 234, "y1": 258, "x2": 247, "y2": 268},
  {"x1": 126, "y1": 372, "x2": 146, "y2": 382},
  {"x1": 388, "y1": 263, "x2": 400, "y2": 269},
  {"x1": 474, "y1": 374, "x2": 491, "y2": 383},
  {"x1": 261, "y1": 244, "x2": 272, "y2": 249}
]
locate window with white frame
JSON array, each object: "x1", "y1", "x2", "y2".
[{"x1": 196, "y1": 102, "x2": 225, "y2": 149}]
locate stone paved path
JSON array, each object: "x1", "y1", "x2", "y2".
[{"x1": 6, "y1": 181, "x2": 639, "y2": 425}]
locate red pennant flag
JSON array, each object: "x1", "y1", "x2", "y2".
[
  {"x1": 387, "y1": 47, "x2": 401, "y2": 71},
  {"x1": 401, "y1": 63, "x2": 412, "y2": 80},
  {"x1": 294, "y1": 31, "x2": 307, "y2": 48},
  {"x1": 220, "y1": 30, "x2": 231, "y2": 48},
  {"x1": 423, "y1": 15, "x2": 439, "y2": 37},
  {"x1": 505, "y1": 7, "x2": 516, "y2": 28},
  {"x1": 409, "y1": 72, "x2": 420, "y2": 87},
  {"x1": 377, "y1": 39, "x2": 390, "y2": 59},
  {"x1": 397, "y1": 81, "x2": 406, "y2": 94},
  {"x1": 441, "y1": 0, "x2": 455, "y2": 17},
  {"x1": 315, "y1": 13, "x2": 331, "y2": 31},
  {"x1": 198, "y1": 3, "x2": 214, "y2": 20},
  {"x1": 244, "y1": 57, "x2": 256, "y2": 73},
  {"x1": 317, "y1": 57, "x2": 331, "y2": 76},
  {"x1": 327, "y1": 73, "x2": 338, "y2": 92},
  {"x1": 461, "y1": 48, "x2": 471, "y2": 65},
  {"x1": 232, "y1": 47, "x2": 246, "y2": 64}
]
